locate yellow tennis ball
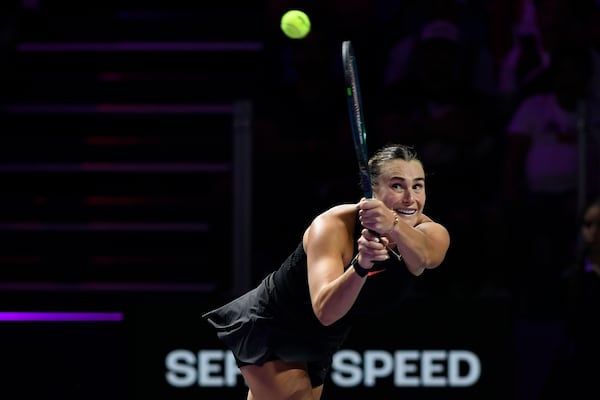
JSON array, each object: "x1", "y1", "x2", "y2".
[{"x1": 280, "y1": 10, "x2": 311, "y2": 39}]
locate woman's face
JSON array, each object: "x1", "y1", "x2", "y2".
[
  {"x1": 582, "y1": 204, "x2": 600, "y2": 247},
  {"x1": 373, "y1": 159, "x2": 426, "y2": 226}
]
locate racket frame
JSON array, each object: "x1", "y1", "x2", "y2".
[{"x1": 342, "y1": 40, "x2": 372, "y2": 199}]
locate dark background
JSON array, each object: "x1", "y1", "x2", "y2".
[{"x1": 1, "y1": 1, "x2": 598, "y2": 399}]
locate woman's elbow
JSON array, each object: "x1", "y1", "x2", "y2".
[
  {"x1": 313, "y1": 309, "x2": 337, "y2": 326},
  {"x1": 407, "y1": 254, "x2": 440, "y2": 276}
]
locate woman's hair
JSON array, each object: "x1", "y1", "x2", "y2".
[{"x1": 368, "y1": 143, "x2": 420, "y2": 185}]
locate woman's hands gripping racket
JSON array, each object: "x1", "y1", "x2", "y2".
[
  {"x1": 343, "y1": 40, "x2": 383, "y2": 265},
  {"x1": 342, "y1": 41, "x2": 402, "y2": 265}
]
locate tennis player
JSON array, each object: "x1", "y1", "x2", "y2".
[{"x1": 202, "y1": 143, "x2": 450, "y2": 400}]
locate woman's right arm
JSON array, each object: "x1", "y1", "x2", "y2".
[{"x1": 305, "y1": 211, "x2": 389, "y2": 326}]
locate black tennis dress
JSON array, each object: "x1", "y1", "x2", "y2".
[{"x1": 202, "y1": 215, "x2": 416, "y2": 386}]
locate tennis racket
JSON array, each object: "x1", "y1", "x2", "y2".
[
  {"x1": 343, "y1": 42, "x2": 402, "y2": 263},
  {"x1": 342, "y1": 40, "x2": 372, "y2": 199}
]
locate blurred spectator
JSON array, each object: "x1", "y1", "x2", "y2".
[
  {"x1": 484, "y1": 0, "x2": 600, "y2": 125},
  {"x1": 496, "y1": 0, "x2": 549, "y2": 105},
  {"x1": 379, "y1": 18, "x2": 490, "y2": 151},
  {"x1": 562, "y1": 197, "x2": 600, "y2": 398},
  {"x1": 541, "y1": 197, "x2": 600, "y2": 398},
  {"x1": 382, "y1": 0, "x2": 486, "y2": 89},
  {"x1": 502, "y1": 42, "x2": 597, "y2": 317}
]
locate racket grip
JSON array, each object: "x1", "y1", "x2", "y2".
[{"x1": 368, "y1": 229, "x2": 380, "y2": 237}]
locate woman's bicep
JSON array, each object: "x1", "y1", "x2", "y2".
[
  {"x1": 418, "y1": 222, "x2": 451, "y2": 269},
  {"x1": 305, "y1": 217, "x2": 349, "y2": 302}
]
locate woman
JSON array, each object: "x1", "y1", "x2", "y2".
[{"x1": 202, "y1": 143, "x2": 450, "y2": 400}]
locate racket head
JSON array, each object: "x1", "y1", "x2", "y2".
[{"x1": 342, "y1": 40, "x2": 372, "y2": 199}]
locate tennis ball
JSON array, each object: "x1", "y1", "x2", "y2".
[{"x1": 280, "y1": 10, "x2": 311, "y2": 39}]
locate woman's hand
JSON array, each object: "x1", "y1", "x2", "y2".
[
  {"x1": 356, "y1": 198, "x2": 398, "y2": 235},
  {"x1": 355, "y1": 228, "x2": 390, "y2": 268}
]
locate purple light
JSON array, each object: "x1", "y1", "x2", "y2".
[
  {"x1": 17, "y1": 41, "x2": 264, "y2": 52},
  {"x1": 0, "y1": 221, "x2": 210, "y2": 232},
  {"x1": 0, "y1": 162, "x2": 230, "y2": 173},
  {"x1": 1, "y1": 103, "x2": 235, "y2": 114},
  {"x1": 0, "y1": 312, "x2": 123, "y2": 322},
  {"x1": 0, "y1": 281, "x2": 216, "y2": 292}
]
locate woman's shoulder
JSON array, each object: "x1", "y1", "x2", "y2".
[
  {"x1": 324, "y1": 203, "x2": 357, "y2": 217},
  {"x1": 416, "y1": 213, "x2": 450, "y2": 237},
  {"x1": 416, "y1": 213, "x2": 438, "y2": 226},
  {"x1": 303, "y1": 204, "x2": 358, "y2": 252},
  {"x1": 305, "y1": 203, "x2": 357, "y2": 238},
  {"x1": 318, "y1": 203, "x2": 358, "y2": 226}
]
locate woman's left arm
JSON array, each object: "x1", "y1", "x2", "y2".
[{"x1": 389, "y1": 220, "x2": 450, "y2": 276}]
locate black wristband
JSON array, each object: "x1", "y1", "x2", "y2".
[{"x1": 350, "y1": 256, "x2": 369, "y2": 278}]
